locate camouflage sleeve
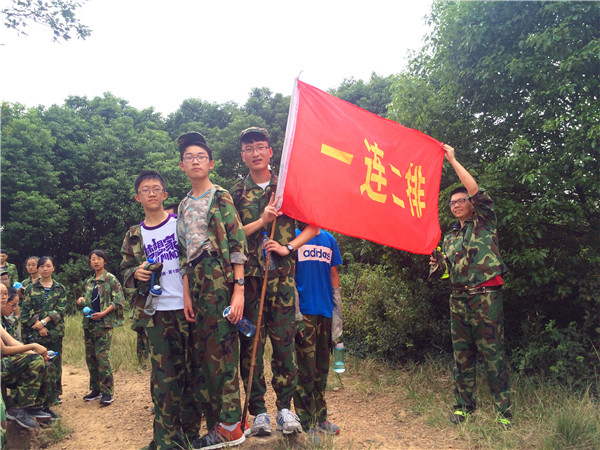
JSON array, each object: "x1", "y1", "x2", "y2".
[
  {"x1": 471, "y1": 190, "x2": 497, "y2": 226},
  {"x1": 120, "y1": 227, "x2": 143, "y2": 290},
  {"x1": 218, "y1": 191, "x2": 248, "y2": 265},
  {"x1": 109, "y1": 273, "x2": 125, "y2": 310},
  {"x1": 20, "y1": 285, "x2": 35, "y2": 334},
  {"x1": 6, "y1": 264, "x2": 18, "y2": 285},
  {"x1": 47, "y1": 285, "x2": 67, "y2": 324},
  {"x1": 176, "y1": 201, "x2": 189, "y2": 271}
]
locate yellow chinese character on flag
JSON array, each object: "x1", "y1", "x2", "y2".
[
  {"x1": 405, "y1": 163, "x2": 426, "y2": 218},
  {"x1": 360, "y1": 139, "x2": 387, "y2": 203}
]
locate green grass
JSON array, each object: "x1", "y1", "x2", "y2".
[
  {"x1": 343, "y1": 353, "x2": 600, "y2": 449},
  {"x1": 63, "y1": 314, "x2": 144, "y2": 372}
]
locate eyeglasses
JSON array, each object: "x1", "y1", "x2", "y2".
[
  {"x1": 449, "y1": 198, "x2": 468, "y2": 207},
  {"x1": 139, "y1": 188, "x2": 165, "y2": 196},
  {"x1": 182, "y1": 154, "x2": 210, "y2": 163},
  {"x1": 242, "y1": 145, "x2": 270, "y2": 154}
]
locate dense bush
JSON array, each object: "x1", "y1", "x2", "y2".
[{"x1": 341, "y1": 262, "x2": 450, "y2": 362}]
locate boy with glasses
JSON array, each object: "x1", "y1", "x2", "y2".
[
  {"x1": 230, "y1": 127, "x2": 317, "y2": 437},
  {"x1": 430, "y1": 144, "x2": 511, "y2": 426},
  {"x1": 120, "y1": 170, "x2": 201, "y2": 450},
  {"x1": 176, "y1": 132, "x2": 248, "y2": 449}
]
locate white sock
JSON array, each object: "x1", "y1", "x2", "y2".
[{"x1": 220, "y1": 422, "x2": 238, "y2": 431}]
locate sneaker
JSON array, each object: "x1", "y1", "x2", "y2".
[
  {"x1": 25, "y1": 407, "x2": 52, "y2": 419},
  {"x1": 100, "y1": 393, "x2": 114, "y2": 405},
  {"x1": 316, "y1": 420, "x2": 340, "y2": 435},
  {"x1": 83, "y1": 390, "x2": 102, "y2": 401},
  {"x1": 54, "y1": 397, "x2": 62, "y2": 405},
  {"x1": 497, "y1": 416, "x2": 511, "y2": 427},
  {"x1": 276, "y1": 408, "x2": 302, "y2": 435},
  {"x1": 43, "y1": 407, "x2": 60, "y2": 420},
  {"x1": 450, "y1": 410, "x2": 472, "y2": 425},
  {"x1": 6, "y1": 408, "x2": 39, "y2": 429},
  {"x1": 497, "y1": 412, "x2": 512, "y2": 428},
  {"x1": 244, "y1": 413, "x2": 272, "y2": 437},
  {"x1": 192, "y1": 423, "x2": 245, "y2": 449},
  {"x1": 307, "y1": 428, "x2": 321, "y2": 445}
]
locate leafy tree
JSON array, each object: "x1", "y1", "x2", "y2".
[
  {"x1": 329, "y1": 73, "x2": 395, "y2": 116},
  {"x1": 388, "y1": 1, "x2": 600, "y2": 372},
  {"x1": 1, "y1": 0, "x2": 91, "y2": 41}
]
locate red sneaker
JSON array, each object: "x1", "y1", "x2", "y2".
[{"x1": 192, "y1": 422, "x2": 245, "y2": 449}]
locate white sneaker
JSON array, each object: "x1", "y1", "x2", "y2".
[
  {"x1": 276, "y1": 408, "x2": 302, "y2": 435},
  {"x1": 245, "y1": 413, "x2": 272, "y2": 437}
]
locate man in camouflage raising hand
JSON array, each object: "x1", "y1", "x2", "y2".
[{"x1": 431, "y1": 144, "x2": 512, "y2": 427}]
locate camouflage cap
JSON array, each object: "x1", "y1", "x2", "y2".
[
  {"x1": 177, "y1": 132, "x2": 208, "y2": 152},
  {"x1": 239, "y1": 127, "x2": 269, "y2": 143}
]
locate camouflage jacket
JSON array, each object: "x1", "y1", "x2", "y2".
[
  {"x1": 120, "y1": 223, "x2": 154, "y2": 328},
  {"x1": 21, "y1": 279, "x2": 67, "y2": 343},
  {"x1": 79, "y1": 270, "x2": 124, "y2": 329},
  {"x1": 1, "y1": 314, "x2": 21, "y2": 341},
  {"x1": 230, "y1": 173, "x2": 296, "y2": 279},
  {"x1": 1, "y1": 263, "x2": 18, "y2": 286},
  {"x1": 177, "y1": 185, "x2": 248, "y2": 280},
  {"x1": 442, "y1": 190, "x2": 507, "y2": 289},
  {"x1": 20, "y1": 276, "x2": 40, "y2": 289}
]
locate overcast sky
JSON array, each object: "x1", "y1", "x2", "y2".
[{"x1": 0, "y1": 0, "x2": 433, "y2": 116}]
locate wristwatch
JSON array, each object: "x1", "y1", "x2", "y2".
[
  {"x1": 234, "y1": 278, "x2": 245, "y2": 286},
  {"x1": 40, "y1": 319, "x2": 47, "y2": 326},
  {"x1": 286, "y1": 244, "x2": 295, "y2": 253}
]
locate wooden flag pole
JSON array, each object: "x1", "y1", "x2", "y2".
[{"x1": 241, "y1": 219, "x2": 277, "y2": 430}]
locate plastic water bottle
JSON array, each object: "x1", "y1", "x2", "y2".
[
  {"x1": 334, "y1": 342, "x2": 346, "y2": 373},
  {"x1": 223, "y1": 306, "x2": 256, "y2": 337},
  {"x1": 83, "y1": 306, "x2": 95, "y2": 318},
  {"x1": 47, "y1": 350, "x2": 59, "y2": 359},
  {"x1": 261, "y1": 232, "x2": 276, "y2": 271},
  {"x1": 148, "y1": 258, "x2": 162, "y2": 295}
]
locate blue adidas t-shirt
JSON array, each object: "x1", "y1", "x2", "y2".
[{"x1": 295, "y1": 229, "x2": 342, "y2": 318}]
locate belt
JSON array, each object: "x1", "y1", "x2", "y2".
[
  {"x1": 452, "y1": 285, "x2": 502, "y2": 296},
  {"x1": 188, "y1": 251, "x2": 218, "y2": 268}
]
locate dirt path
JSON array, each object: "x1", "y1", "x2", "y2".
[{"x1": 24, "y1": 363, "x2": 467, "y2": 449}]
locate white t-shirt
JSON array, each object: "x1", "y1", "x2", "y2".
[{"x1": 140, "y1": 214, "x2": 184, "y2": 311}]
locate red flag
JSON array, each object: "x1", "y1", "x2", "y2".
[{"x1": 276, "y1": 79, "x2": 445, "y2": 255}]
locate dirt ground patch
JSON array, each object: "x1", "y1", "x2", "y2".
[{"x1": 7, "y1": 363, "x2": 467, "y2": 449}]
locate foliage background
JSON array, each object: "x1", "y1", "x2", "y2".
[{"x1": 1, "y1": 1, "x2": 598, "y2": 386}]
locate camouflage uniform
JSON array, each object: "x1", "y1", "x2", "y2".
[
  {"x1": 178, "y1": 185, "x2": 248, "y2": 428},
  {"x1": 21, "y1": 276, "x2": 41, "y2": 290},
  {"x1": 1, "y1": 395, "x2": 5, "y2": 448},
  {"x1": 293, "y1": 314, "x2": 332, "y2": 431},
  {"x1": 80, "y1": 271, "x2": 125, "y2": 396},
  {"x1": 21, "y1": 279, "x2": 67, "y2": 396},
  {"x1": 1, "y1": 353, "x2": 56, "y2": 409},
  {"x1": 1, "y1": 262, "x2": 18, "y2": 286},
  {"x1": 230, "y1": 173, "x2": 298, "y2": 415},
  {"x1": 441, "y1": 190, "x2": 511, "y2": 415},
  {"x1": 133, "y1": 322, "x2": 150, "y2": 367},
  {"x1": 121, "y1": 223, "x2": 201, "y2": 449},
  {"x1": 2, "y1": 314, "x2": 21, "y2": 341}
]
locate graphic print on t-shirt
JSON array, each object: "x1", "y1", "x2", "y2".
[
  {"x1": 144, "y1": 233, "x2": 179, "y2": 264},
  {"x1": 297, "y1": 244, "x2": 333, "y2": 263}
]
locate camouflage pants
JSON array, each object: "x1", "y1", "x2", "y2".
[
  {"x1": 450, "y1": 290, "x2": 511, "y2": 414},
  {"x1": 84, "y1": 323, "x2": 114, "y2": 395},
  {"x1": 293, "y1": 314, "x2": 332, "y2": 431},
  {"x1": 145, "y1": 309, "x2": 201, "y2": 450},
  {"x1": 187, "y1": 256, "x2": 242, "y2": 427},
  {"x1": 134, "y1": 325, "x2": 150, "y2": 366},
  {"x1": 36, "y1": 337, "x2": 63, "y2": 396},
  {"x1": 1, "y1": 353, "x2": 55, "y2": 409},
  {"x1": 240, "y1": 275, "x2": 297, "y2": 415}
]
